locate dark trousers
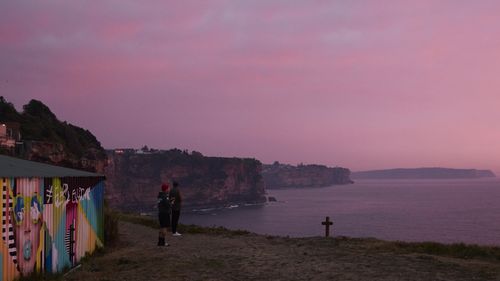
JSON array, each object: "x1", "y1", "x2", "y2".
[{"x1": 171, "y1": 210, "x2": 181, "y2": 233}]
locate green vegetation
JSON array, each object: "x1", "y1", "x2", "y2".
[
  {"x1": 391, "y1": 240, "x2": 500, "y2": 261},
  {"x1": 104, "y1": 200, "x2": 120, "y2": 247},
  {"x1": 119, "y1": 212, "x2": 251, "y2": 236},
  {"x1": 332, "y1": 236, "x2": 500, "y2": 262},
  {"x1": 0, "y1": 97, "x2": 106, "y2": 162},
  {"x1": 179, "y1": 224, "x2": 251, "y2": 236},
  {"x1": 0, "y1": 97, "x2": 22, "y2": 122},
  {"x1": 118, "y1": 212, "x2": 158, "y2": 229}
]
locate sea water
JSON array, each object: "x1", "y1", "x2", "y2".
[{"x1": 181, "y1": 178, "x2": 500, "y2": 245}]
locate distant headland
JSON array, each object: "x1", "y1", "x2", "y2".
[
  {"x1": 262, "y1": 161, "x2": 353, "y2": 188},
  {"x1": 351, "y1": 168, "x2": 496, "y2": 180}
]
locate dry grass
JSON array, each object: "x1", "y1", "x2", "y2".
[{"x1": 60, "y1": 215, "x2": 500, "y2": 281}]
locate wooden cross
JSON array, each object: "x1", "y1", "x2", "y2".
[{"x1": 321, "y1": 216, "x2": 333, "y2": 237}]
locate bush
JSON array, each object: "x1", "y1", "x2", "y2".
[
  {"x1": 104, "y1": 201, "x2": 119, "y2": 247},
  {"x1": 396, "y1": 241, "x2": 500, "y2": 261},
  {"x1": 118, "y1": 213, "x2": 251, "y2": 236}
]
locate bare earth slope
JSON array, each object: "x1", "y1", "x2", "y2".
[{"x1": 66, "y1": 221, "x2": 500, "y2": 281}]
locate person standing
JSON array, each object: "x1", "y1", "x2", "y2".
[
  {"x1": 157, "y1": 183, "x2": 171, "y2": 246},
  {"x1": 169, "y1": 181, "x2": 182, "y2": 236}
]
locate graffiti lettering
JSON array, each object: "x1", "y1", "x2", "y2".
[
  {"x1": 71, "y1": 189, "x2": 77, "y2": 204},
  {"x1": 45, "y1": 186, "x2": 53, "y2": 204},
  {"x1": 70, "y1": 187, "x2": 91, "y2": 203},
  {"x1": 63, "y1": 184, "x2": 69, "y2": 201},
  {"x1": 54, "y1": 184, "x2": 68, "y2": 208},
  {"x1": 45, "y1": 184, "x2": 92, "y2": 206}
]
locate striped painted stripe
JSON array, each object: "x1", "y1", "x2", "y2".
[
  {"x1": 65, "y1": 228, "x2": 71, "y2": 254},
  {"x1": 2, "y1": 180, "x2": 17, "y2": 264},
  {"x1": 2, "y1": 181, "x2": 6, "y2": 241}
]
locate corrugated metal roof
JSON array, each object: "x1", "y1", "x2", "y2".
[{"x1": 0, "y1": 155, "x2": 104, "y2": 178}]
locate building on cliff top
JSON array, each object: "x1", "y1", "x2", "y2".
[
  {"x1": 0, "y1": 155, "x2": 105, "y2": 280},
  {"x1": 0, "y1": 122, "x2": 21, "y2": 149}
]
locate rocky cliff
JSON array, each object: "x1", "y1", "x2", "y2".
[
  {"x1": 20, "y1": 140, "x2": 107, "y2": 173},
  {"x1": 105, "y1": 149, "x2": 267, "y2": 212},
  {"x1": 262, "y1": 162, "x2": 353, "y2": 189}
]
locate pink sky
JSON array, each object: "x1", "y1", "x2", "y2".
[{"x1": 1, "y1": 1, "x2": 499, "y2": 174}]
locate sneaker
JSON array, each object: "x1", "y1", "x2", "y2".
[{"x1": 173, "y1": 232, "x2": 182, "y2": 236}]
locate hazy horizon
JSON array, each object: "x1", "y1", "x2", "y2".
[{"x1": 1, "y1": 1, "x2": 499, "y2": 175}]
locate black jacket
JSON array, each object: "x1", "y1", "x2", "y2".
[
  {"x1": 157, "y1": 191, "x2": 171, "y2": 213},
  {"x1": 169, "y1": 187, "x2": 182, "y2": 211}
]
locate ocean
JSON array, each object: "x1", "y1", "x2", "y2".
[{"x1": 181, "y1": 178, "x2": 500, "y2": 246}]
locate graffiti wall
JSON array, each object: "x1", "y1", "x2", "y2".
[{"x1": 0, "y1": 176, "x2": 104, "y2": 280}]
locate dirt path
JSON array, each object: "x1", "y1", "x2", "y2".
[{"x1": 65, "y1": 221, "x2": 500, "y2": 281}]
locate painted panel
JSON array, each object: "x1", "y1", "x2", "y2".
[
  {"x1": 0, "y1": 177, "x2": 18, "y2": 281},
  {"x1": 0, "y1": 176, "x2": 104, "y2": 280}
]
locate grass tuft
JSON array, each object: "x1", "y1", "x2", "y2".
[
  {"x1": 394, "y1": 241, "x2": 500, "y2": 261},
  {"x1": 119, "y1": 213, "x2": 251, "y2": 236},
  {"x1": 366, "y1": 238, "x2": 500, "y2": 262}
]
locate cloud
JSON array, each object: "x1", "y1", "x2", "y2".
[{"x1": 1, "y1": 1, "x2": 499, "y2": 172}]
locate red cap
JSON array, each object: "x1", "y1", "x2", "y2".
[{"x1": 161, "y1": 183, "x2": 169, "y2": 191}]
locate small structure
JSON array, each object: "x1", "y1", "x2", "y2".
[
  {"x1": 0, "y1": 122, "x2": 20, "y2": 148},
  {"x1": 321, "y1": 216, "x2": 333, "y2": 237},
  {"x1": 0, "y1": 124, "x2": 5, "y2": 137},
  {"x1": 0, "y1": 155, "x2": 105, "y2": 280}
]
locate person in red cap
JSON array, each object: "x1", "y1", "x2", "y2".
[{"x1": 157, "y1": 183, "x2": 172, "y2": 246}]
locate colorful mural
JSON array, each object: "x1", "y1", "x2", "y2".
[{"x1": 0, "y1": 177, "x2": 104, "y2": 280}]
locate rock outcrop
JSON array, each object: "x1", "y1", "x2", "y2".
[
  {"x1": 262, "y1": 162, "x2": 353, "y2": 189},
  {"x1": 20, "y1": 140, "x2": 107, "y2": 173},
  {"x1": 105, "y1": 149, "x2": 266, "y2": 212}
]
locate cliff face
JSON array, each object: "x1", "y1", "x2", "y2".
[
  {"x1": 21, "y1": 140, "x2": 107, "y2": 173},
  {"x1": 351, "y1": 168, "x2": 497, "y2": 179},
  {"x1": 105, "y1": 149, "x2": 266, "y2": 212},
  {"x1": 262, "y1": 162, "x2": 353, "y2": 189}
]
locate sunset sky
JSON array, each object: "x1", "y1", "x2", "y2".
[{"x1": 1, "y1": 1, "x2": 499, "y2": 173}]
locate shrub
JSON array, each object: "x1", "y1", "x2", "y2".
[{"x1": 104, "y1": 200, "x2": 119, "y2": 247}]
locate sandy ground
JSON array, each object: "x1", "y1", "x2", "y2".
[{"x1": 65, "y1": 221, "x2": 500, "y2": 281}]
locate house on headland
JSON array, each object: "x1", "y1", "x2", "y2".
[{"x1": 0, "y1": 122, "x2": 21, "y2": 149}]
